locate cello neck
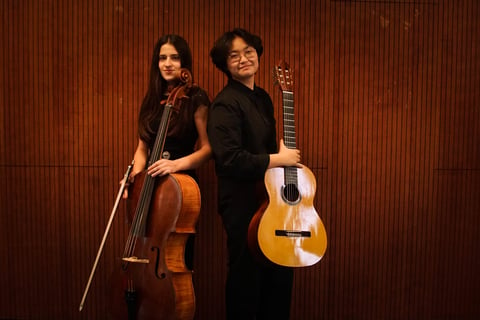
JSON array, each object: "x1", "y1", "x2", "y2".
[{"x1": 130, "y1": 103, "x2": 174, "y2": 238}]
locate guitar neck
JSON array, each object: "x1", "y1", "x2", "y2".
[
  {"x1": 282, "y1": 91, "x2": 296, "y2": 149},
  {"x1": 281, "y1": 90, "x2": 298, "y2": 185}
]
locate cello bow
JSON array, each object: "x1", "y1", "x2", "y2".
[{"x1": 79, "y1": 160, "x2": 134, "y2": 311}]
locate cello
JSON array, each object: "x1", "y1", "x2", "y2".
[
  {"x1": 248, "y1": 61, "x2": 327, "y2": 267},
  {"x1": 109, "y1": 69, "x2": 201, "y2": 320}
]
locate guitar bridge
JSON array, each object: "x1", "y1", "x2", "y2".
[{"x1": 275, "y1": 230, "x2": 311, "y2": 238}]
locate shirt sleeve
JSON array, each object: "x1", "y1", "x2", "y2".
[{"x1": 191, "y1": 87, "x2": 211, "y2": 109}]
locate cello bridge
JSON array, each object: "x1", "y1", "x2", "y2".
[{"x1": 122, "y1": 256, "x2": 150, "y2": 264}]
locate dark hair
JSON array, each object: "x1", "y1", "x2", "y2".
[
  {"x1": 138, "y1": 34, "x2": 193, "y2": 146},
  {"x1": 210, "y1": 28, "x2": 263, "y2": 78}
]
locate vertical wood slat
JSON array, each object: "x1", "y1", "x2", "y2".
[{"x1": 0, "y1": 0, "x2": 479, "y2": 319}]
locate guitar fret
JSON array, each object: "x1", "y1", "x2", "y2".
[{"x1": 285, "y1": 167, "x2": 298, "y2": 185}]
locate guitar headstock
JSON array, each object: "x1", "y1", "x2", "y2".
[{"x1": 273, "y1": 61, "x2": 294, "y2": 92}]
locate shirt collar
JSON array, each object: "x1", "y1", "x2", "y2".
[{"x1": 228, "y1": 78, "x2": 258, "y2": 94}]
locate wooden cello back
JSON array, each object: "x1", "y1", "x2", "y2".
[{"x1": 125, "y1": 171, "x2": 200, "y2": 319}]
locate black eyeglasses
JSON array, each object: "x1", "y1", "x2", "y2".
[{"x1": 227, "y1": 48, "x2": 257, "y2": 63}]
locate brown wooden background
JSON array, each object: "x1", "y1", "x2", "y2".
[{"x1": 1, "y1": 0, "x2": 479, "y2": 319}]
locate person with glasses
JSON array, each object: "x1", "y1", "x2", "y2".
[{"x1": 207, "y1": 28, "x2": 301, "y2": 320}]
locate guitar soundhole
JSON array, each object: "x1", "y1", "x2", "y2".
[{"x1": 282, "y1": 184, "x2": 300, "y2": 204}]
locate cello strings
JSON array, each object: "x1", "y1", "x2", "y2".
[{"x1": 122, "y1": 106, "x2": 171, "y2": 259}]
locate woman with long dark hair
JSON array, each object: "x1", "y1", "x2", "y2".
[
  {"x1": 124, "y1": 34, "x2": 211, "y2": 270},
  {"x1": 129, "y1": 34, "x2": 211, "y2": 181}
]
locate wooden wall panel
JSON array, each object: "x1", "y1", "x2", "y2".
[{"x1": 1, "y1": 0, "x2": 479, "y2": 319}]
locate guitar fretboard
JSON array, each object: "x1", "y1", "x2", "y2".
[{"x1": 282, "y1": 91, "x2": 298, "y2": 186}]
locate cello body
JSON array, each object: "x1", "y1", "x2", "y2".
[{"x1": 109, "y1": 171, "x2": 200, "y2": 320}]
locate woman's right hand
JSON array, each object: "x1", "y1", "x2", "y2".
[{"x1": 121, "y1": 172, "x2": 136, "y2": 199}]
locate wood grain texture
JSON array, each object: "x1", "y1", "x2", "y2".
[{"x1": 0, "y1": 0, "x2": 479, "y2": 319}]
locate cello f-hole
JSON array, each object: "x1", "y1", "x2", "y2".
[{"x1": 151, "y1": 246, "x2": 166, "y2": 279}]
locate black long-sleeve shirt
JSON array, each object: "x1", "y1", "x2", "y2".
[
  {"x1": 207, "y1": 79, "x2": 277, "y2": 217},
  {"x1": 208, "y1": 79, "x2": 277, "y2": 179}
]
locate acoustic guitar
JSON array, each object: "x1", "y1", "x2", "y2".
[{"x1": 250, "y1": 61, "x2": 327, "y2": 267}]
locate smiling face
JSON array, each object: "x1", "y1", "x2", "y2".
[
  {"x1": 226, "y1": 36, "x2": 259, "y2": 88},
  {"x1": 158, "y1": 42, "x2": 182, "y2": 84}
]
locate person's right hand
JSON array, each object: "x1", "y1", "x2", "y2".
[{"x1": 121, "y1": 172, "x2": 136, "y2": 199}]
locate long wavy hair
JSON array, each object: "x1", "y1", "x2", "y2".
[{"x1": 138, "y1": 34, "x2": 193, "y2": 147}]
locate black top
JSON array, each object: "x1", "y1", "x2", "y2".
[
  {"x1": 147, "y1": 86, "x2": 210, "y2": 161},
  {"x1": 208, "y1": 79, "x2": 277, "y2": 215}
]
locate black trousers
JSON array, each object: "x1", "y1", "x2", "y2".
[{"x1": 221, "y1": 208, "x2": 293, "y2": 320}]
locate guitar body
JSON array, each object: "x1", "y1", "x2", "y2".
[{"x1": 256, "y1": 166, "x2": 327, "y2": 267}]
